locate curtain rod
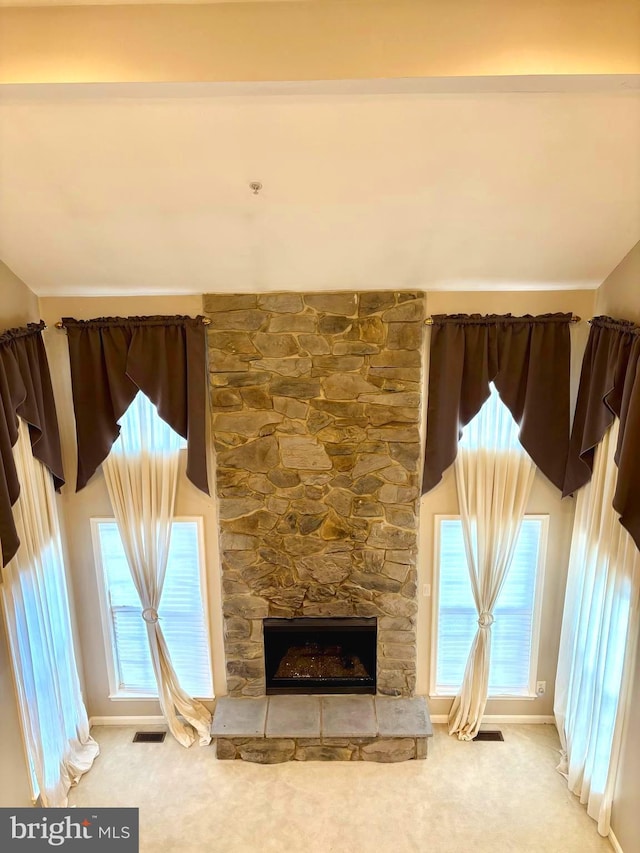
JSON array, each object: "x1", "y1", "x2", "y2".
[
  {"x1": 54, "y1": 318, "x2": 211, "y2": 329},
  {"x1": 52, "y1": 315, "x2": 579, "y2": 328},
  {"x1": 424, "y1": 314, "x2": 583, "y2": 325}
]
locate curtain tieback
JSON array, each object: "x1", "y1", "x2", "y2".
[
  {"x1": 478, "y1": 611, "x2": 494, "y2": 628},
  {"x1": 142, "y1": 607, "x2": 159, "y2": 624}
]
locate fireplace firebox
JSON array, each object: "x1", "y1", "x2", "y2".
[{"x1": 264, "y1": 617, "x2": 377, "y2": 695}]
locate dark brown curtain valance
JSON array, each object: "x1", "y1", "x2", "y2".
[
  {"x1": 422, "y1": 313, "x2": 572, "y2": 494},
  {"x1": 563, "y1": 315, "x2": 640, "y2": 550},
  {"x1": 0, "y1": 322, "x2": 65, "y2": 568},
  {"x1": 63, "y1": 315, "x2": 209, "y2": 495}
]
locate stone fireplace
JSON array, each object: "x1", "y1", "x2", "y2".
[
  {"x1": 205, "y1": 291, "x2": 424, "y2": 698},
  {"x1": 264, "y1": 616, "x2": 377, "y2": 694}
]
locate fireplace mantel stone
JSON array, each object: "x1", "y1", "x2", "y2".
[{"x1": 206, "y1": 291, "x2": 425, "y2": 697}]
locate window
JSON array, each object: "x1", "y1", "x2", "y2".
[
  {"x1": 432, "y1": 515, "x2": 547, "y2": 697},
  {"x1": 92, "y1": 517, "x2": 213, "y2": 700},
  {"x1": 2, "y1": 419, "x2": 98, "y2": 805}
]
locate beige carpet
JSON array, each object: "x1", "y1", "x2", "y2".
[{"x1": 69, "y1": 723, "x2": 613, "y2": 853}]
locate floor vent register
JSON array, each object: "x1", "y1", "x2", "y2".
[
  {"x1": 473, "y1": 730, "x2": 504, "y2": 742},
  {"x1": 132, "y1": 731, "x2": 166, "y2": 743}
]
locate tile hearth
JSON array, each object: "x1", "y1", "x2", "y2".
[{"x1": 211, "y1": 695, "x2": 432, "y2": 763}]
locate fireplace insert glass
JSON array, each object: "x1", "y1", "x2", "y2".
[{"x1": 264, "y1": 617, "x2": 377, "y2": 695}]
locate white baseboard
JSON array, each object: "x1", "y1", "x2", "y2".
[
  {"x1": 430, "y1": 714, "x2": 556, "y2": 725},
  {"x1": 89, "y1": 715, "x2": 165, "y2": 727},
  {"x1": 609, "y1": 828, "x2": 624, "y2": 853}
]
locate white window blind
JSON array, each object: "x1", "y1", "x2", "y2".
[
  {"x1": 434, "y1": 516, "x2": 544, "y2": 697},
  {"x1": 95, "y1": 519, "x2": 213, "y2": 699}
]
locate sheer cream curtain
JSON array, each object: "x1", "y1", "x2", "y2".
[
  {"x1": 103, "y1": 392, "x2": 211, "y2": 747},
  {"x1": 555, "y1": 421, "x2": 640, "y2": 836},
  {"x1": 449, "y1": 386, "x2": 536, "y2": 740},
  {"x1": 1, "y1": 419, "x2": 99, "y2": 806}
]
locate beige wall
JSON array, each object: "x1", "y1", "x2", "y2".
[
  {"x1": 0, "y1": 609, "x2": 33, "y2": 806},
  {"x1": 594, "y1": 248, "x2": 640, "y2": 851},
  {"x1": 595, "y1": 239, "x2": 640, "y2": 323},
  {"x1": 426, "y1": 290, "x2": 596, "y2": 319},
  {"x1": 1, "y1": 0, "x2": 639, "y2": 84},
  {"x1": 0, "y1": 261, "x2": 39, "y2": 328},
  {"x1": 417, "y1": 289, "x2": 596, "y2": 718},
  {"x1": 0, "y1": 264, "x2": 37, "y2": 807},
  {"x1": 39, "y1": 296, "x2": 225, "y2": 719}
]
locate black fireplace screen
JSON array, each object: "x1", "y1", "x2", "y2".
[{"x1": 264, "y1": 617, "x2": 377, "y2": 695}]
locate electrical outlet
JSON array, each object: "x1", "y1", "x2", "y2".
[
  {"x1": 536, "y1": 681, "x2": 546, "y2": 696},
  {"x1": 423, "y1": 583, "x2": 431, "y2": 597}
]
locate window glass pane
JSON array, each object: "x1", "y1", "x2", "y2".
[
  {"x1": 113, "y1": 391, "x2": 186, "y2": 455},
  {"x1": 97, "y1": 520, "x2": 213, "y2": 698},
  {"x1": 159, "y1": 522, "x2": 212, "y2": 698},
  {"x1": 459, "y1": 383, "x2": 522, "y2": 452},
  {"x1": 98, "y1": 522, "x2": 139, "y2": 607},
  {"x1": 436, "y1": 519, "x2": 477, "y2": 692},
  {"x1": 491, "y1": 519, "x2": 540, "y2": 694},
  {"x1": 436, "y1": 518, "x2": 541, "y2": 696},
  {"x1": 111, "y1": 610, "x2": 154, "y2": 693}
]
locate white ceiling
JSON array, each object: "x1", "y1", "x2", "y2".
[{"x1": 0, "y1": 80, "x2": 639, "y2": 296}]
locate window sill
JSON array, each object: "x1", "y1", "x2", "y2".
[
  {"x1": 109, "y1": 693, "x2": 160, "y2": 701},
  {"x1": 429, "y1": 692, "x2": 539, "y2": 701},
  {"x1": 109, "y1": 693, "x2": 215, "y2": 701}
]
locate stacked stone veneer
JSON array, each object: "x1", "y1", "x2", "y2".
[
  {"x1": 205, "y1": 291, "x2": 424, "y2": 697},
  {"x1": 217, "y1": 737, "x2": 427, "y2": 763}
]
